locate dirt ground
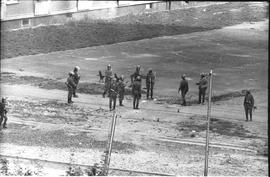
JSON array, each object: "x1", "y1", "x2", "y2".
[{"x1": 0, "y1": 2, "x2": 268, "y2": 176}]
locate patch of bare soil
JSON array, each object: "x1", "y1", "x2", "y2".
[
  {"x1": 156, "y1": 89, "x2": 257, "y2": 106},
  {"x1": 1, "y1": 72, "x2": 256, "y2": 104},
  {"x1": 0, "y1": 127, "x2": 138, "y2": 154},
  {"x1": 176, "y1": 117, "x2": 258, "y2": 139},
  {"x1": 0, "y1": 72, "x2": 142, "y2": 95}
]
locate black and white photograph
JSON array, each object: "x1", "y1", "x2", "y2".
[{"x1": 0, "y1": 0, "x2": 268, "y2": 176}]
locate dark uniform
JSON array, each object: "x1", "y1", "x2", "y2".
[
  {"x1": 132, "y1": 77, "x2": 142, "y2": 109},
  {"x1": 66, "y1": 72, "x2": 76, "y2": 104},
  {"x1": 73, "y1": 67, "x2": 80, "y2": 98},
  {"x1": 108, "y1": 79, "x2": 118, "y2": 111},
  {"x1": 196, "y1": 74, "x2": 208, "y2": 104},
  {"x1": 146, "y1": 69, "x2": 155, "y2": 99},
  {"x1": 103, "y1": 66, "x2": 113, "y2": 98},
  {"x1": 244, "y1": 91, "x2": 255, "y2": 121},
  {"x1": 117, "y1": 77, "x2": 125, "y2": 106},
  {"x1": 0, "y1": 98, "x2": 8, "y2": 129},
  {"x1": 130, "y1": 65, "x2": 142, "y2": 84},
  {"x1": 178, "y1": 75, "x2": 189, "y2": 106}
]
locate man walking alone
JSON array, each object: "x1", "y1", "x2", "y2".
[
  {"x1": 146, "y1": 68, "x2": 155, "y2": 100},
  {"x1": 178, "y1": 74, "x2": 189, "y2": 106},
  {"x1": 132, "y1": 76, "x2": 142, "y2": 109},
  {"x1": 243, "y1": 90, "x2": 255, "y2": 121},
  {"x1": 65, "y1": 71, "x2": 76, "y2": 104}
]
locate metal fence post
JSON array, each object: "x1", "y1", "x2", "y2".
[
  {"x1": 104, "y1": 110, "x2": 117, "y2": 175},
  {"x1": 204, "y1": 69, "x2": 213, "y2": 176}
]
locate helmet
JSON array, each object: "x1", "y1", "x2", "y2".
[
  {"x1": 200, "y1": 73, "x2": 206, "y2": 77},
  {"x1": 74, "y1": 66, "x2": 80, "y2": 71},
  {"x1": 182, "y1": 74, "x2": 186, "y2": 78},
  {"x1": 136, "y1": 76, "x2": 141, "y2": 81},
  {"x1": 120, "y1": 75, "x2": 124, "y2": 80},
  {"x1": 69, "y1": 71, "x2": 74, "y2": 75}
]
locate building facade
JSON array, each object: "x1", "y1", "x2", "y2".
[{"x1": 1, "y1": 0, "x2": 223, "y2": 30}]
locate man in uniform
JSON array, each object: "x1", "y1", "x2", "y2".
[
  {"x1": 146, "y1": 68, "x2": 155, "y2": 100},
  {"x1": 117, "y1": 75, "x2": 126, "y2": 106},
  {"x1": 0, "y1": 98, "x2": 8, "y2": 129},
  {"x1": 132, "y1": 76, "x2": 142, "y2": 109},
  {"x1": 243, "y1": 90, "x2": 255, "y2": 121},
  {"x1": 65, "y1": 71, "x2": 76, "y2": 104},
  {"x1": 108, "y1": 77, "x2": 118, "y2": 111},
  {"x1": 130, "y1": 65, "x2": 142, "y2": 84},
  {"x1": 196, "y1": 73, "x2": 208, "y2": 104},
  {"x1": 73, "y1": 66, "x2": 80, "y2": 98},
  {"x1": 178, "y1": 74, "x2": 189, "y2": 106},
  {"x1": 103, "y1": 64, "x2": 113, "y2": 98}
]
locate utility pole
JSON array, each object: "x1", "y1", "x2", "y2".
[
  {"x1": 204, "y1": 69, "x2": 213, "y2": 176},
  {"x1": 103, "y1": 110, "x2": 117, "y2": 176}
]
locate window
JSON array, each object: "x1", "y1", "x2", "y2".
[
  {"x1": 21, "y1": 19, "x2": 30, "y2": 27},
  {"x1": 145, "y1": 3, "x2": 153, "y2": 9},
  {"x1": 6, "y1": 0, "x2": 19, "y2": 5}
]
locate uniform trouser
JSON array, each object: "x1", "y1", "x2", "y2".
[
  {"x1": 109, "y1": 97, "x2": 117, "y2": 110},
  {"x1": 199, "y1": 88, "x2": 207, "y2": 103},
  {"x1": 68, "y1": 88, "x2": 73, "y2": 103},
  {"x1": 146, "y1": 84, "x2": 154, "y2": 99},
  {"x1": 181, "y1": 91, "x2": 186, "y2": 106},
  {"x1": 244, "y1": 104, "x2": 253, "y2": 121},
  {"x1": 133, "y1": 95, "x2": 140, "y2": 109},
  {"x1": 119, "y1": 94, "x2": 124, "y2": 105},
  {"x1": 103, "y1": 83, "x2": 109, "y2": 97},
  {"x1": 0, "y1": 113, "x2": 7, "y2": 127},
  {"x1": 73, "y1": 85, "x2": 77, "y2": 96}
]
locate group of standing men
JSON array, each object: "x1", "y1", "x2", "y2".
[
  {"x1": 102, "y1": 64, "x2": 126, "y2": 110},
  {"x1": 64, "y1": 65, "x2": 255, "y2": 122},
  {"x1": 102, "y1": 64, "x2": 156, "y2": 110},
  {"x1": 178, "y1": 73, "x2": 208, "y2": 106}
]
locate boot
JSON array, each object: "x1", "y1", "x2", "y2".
[
  {"x1": 136, "y1": 101, "x2": 139, "y2": 109},
  {"x1": 119, "y1": 100, "x2": 124, "y2": 106}
]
